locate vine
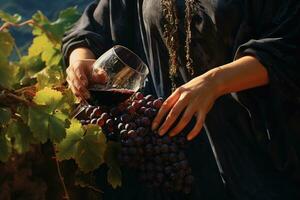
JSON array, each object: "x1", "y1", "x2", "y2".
[{"x1": 0, "y1": 8, "x2": 120, "y2": 199}]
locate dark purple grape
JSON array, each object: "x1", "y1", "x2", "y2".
[
  {"x1": 146, "y1": 101, "x2": 153, "y2": 107},
  {"x1": 153, "y1": 98, "x2": 163, "y2": 109},
  {"x1": 144, "y1": 94, "x2": 154, "y2": 101},
  {"x1": 97, "y1": 118, "x2": 105, "y2": 127},
  {"x1": 178, "y1": 151, "x2": 186, "y2": 161},
  {"x1": 90, "y1": 118, "x2": 97, "y2": 124},
  {"x1": 85, "y1": 106, "x2": 94, "y2": 116},
  {"x1": 179, "y1": 160, "x2": 189, "y2": 169},
  {"x1": 134, "y1": 136, "x2": 144, "y2": 146},
  {"x1": 169, "y1": 153, "x2": 177, "y2": 162},
  {"x1": 169, "y1": 144, "x2": 178, "y2": 152},
  {"x1": 126, "y1": 105, "x2": 135, "y2": 114},
  {"x1": 100, "y1": 113, "x2": 109, "y2": 121},
  {"x1": 134, "y1": 92, "x2": 144, "y2": 100},
  {"x1": 132, "y1": 101, "x2": 141, "y2": 110},
  {"x1": 118, "y1": 123, "x2": 125, "y2": 130},
  {"x1": 106, "y1": 119, "x2": 114, "y2": 126},
  {"x1": 136, "y1": 127, "x2": 147, "y2": 136},
  {"x1": 153, "y1": 145, "x2": 160, "y2": 154},
  {"x1": 128, "y1": 130, "x2": 137, "y2": 137},
  {"x1": 80, "y1": 120, "x2": 88, "y2": 125},
  {"x1": 161, "y1": 144, "x2": 169, "y2": 153},
  {"x1": 125, "y1": 123, "x2": 136, "y2": 131},
  {"x1": 139, "y1": 106, "x2": 146, "y2": 114},
  {"x1": 120, "y1": 114, "x2": 130, "y2": 123},
  {"x1": 141, "y1": 117, "x2": 151, "y2": 127},
  {"x1": 154, "y1": 156, "x2": 163, "y2": 164},
  {"x1": 110, "y1": 107, "x2": 119, "y2": 116}
]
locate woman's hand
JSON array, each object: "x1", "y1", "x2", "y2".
[
  {"x1": 151, "y1": 56, "x2": 269, "y2": 140},
  {"x1": 152, "y1": 72, "x2": 221, "y2": 141},
  {"x1": 66, "y1": 48, "x2": 107, "y2": 99}
]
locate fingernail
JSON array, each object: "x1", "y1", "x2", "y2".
[
  {"x1": 187, "y1": 135, "x2": 193, "y2": 141},
  {"x1": 152, "y1": 122, "x2": 158, "y2": 130},
  {"x1": 159, "y1": 129, "x2": 165, "y2": 136}
]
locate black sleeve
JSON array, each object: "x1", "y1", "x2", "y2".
[
  {"x1": 62, "y1": 0, "x2": 136, "y2": 66},
  {"x1": 235, "y1": 0, "x2": 300, "y2": 99}
]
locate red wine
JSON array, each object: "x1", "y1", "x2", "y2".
[{"x1": 89, "y1": 88, "x2": 135, "y2": 106}]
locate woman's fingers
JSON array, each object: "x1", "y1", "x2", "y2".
[
  {"x1": 158, "y1": 94, "x2": 189, "y2": 136},
  {"x1": 67, "y1": 67, "x2": 89, "y2": 99},
  {"x1": 169, "y1": 103, "x2": 195, "y2": 137},
  {"x1": 187, "y1": 113, "x2": 205, "y2": 141},
  {"x1": 152, "y1": 89, "x2": 180, "y2": 131},
  {"x1": 92, "y1": 68, "x2": 108, "y2": 84}
]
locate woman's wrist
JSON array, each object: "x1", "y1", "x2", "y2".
[{"x1": 202, "y1": 56, "x2": 269, "y2": 97}]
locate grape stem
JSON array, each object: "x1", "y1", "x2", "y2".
[{"x1": 52, "y1": 144, "x2": 70, "y2": 200}]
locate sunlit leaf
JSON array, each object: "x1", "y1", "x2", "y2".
[
  {"x1": 0, "y1": 31, "x2": 14, "y2": 57},
  {"x1": 33, "y1": 87, "x2": 63, "y2": 112},
  {"x1": 56, "y1": 119, "x2": 83, "y2": 160},
  {"x1": 75, "y1": 125, "x2": 107, "y2": 173},
  {"x1": 0, "y1": 10, "x2": 22, "y2": 23},
  {"x1": 28, "y1": 106, "x2": 67, "y2": 143}
]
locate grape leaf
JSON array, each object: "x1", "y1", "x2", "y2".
[
  {"x1": 105, "y1": 142, "x2": 122, "y2": 188},
  {"x1": 28, "y1": 34, "x2": 54, "y2": 57},
  {"x1": 0, "y1": 107, "x2": 11, "y2": 124},
  {"x1": 0, "y1": 31, "x2": 14, "y2": 57},
  {"x1": 19, "y1": 55, "x2": 44, "y2": 77},
  {"x1": 0, "y1": 132, "x2": 11, "y2": 162},
  {"x1": 107, "y1": 167, "x2": 122, "y2": 189},
  {"x1": 75, "y1": 124, "x2": 107, "y2": 173},
  {"x1": 32, "y1": 11, "x2": 51, "y2": 36},
  {"x1": 33, "y1": 87, "x2": 63, "y2": 112},
  {"x1": 6, "y1": 120, "x2": 33, "y2": 153},
  {"x1": 56, "y1": 119, "x2": 83, "y2": 160},
  {"x1": 0, "y1": 11, "x2": 22, "y2": 23},
  {"x1": 41, "y1": 48, "x2": 62, "y2": 67},
  {"x1": 36, "y1": 64, "x2": 65, "y2": 89},
  {"x1": 28, "y1": 106, "x2": 68, "y2": 143},
  {"x1": 0, "y1": 56, "x2": 17, "y2": 89}
]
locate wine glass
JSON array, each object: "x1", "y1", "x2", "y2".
[{"x1": 88, "y1": 45, "x2": 149, "y2": 105}]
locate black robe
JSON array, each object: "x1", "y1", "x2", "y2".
[{"x1": 62, "y1": 0, "x2": 300, "y2": 199}]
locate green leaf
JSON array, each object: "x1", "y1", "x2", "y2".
[
  {"x1": 33, "y1": 87, "x2": 63, "y2": 112},
  {"x1": 28, "y1": 106, "x2": 67, "y2": 143},
  {"x1": 0, "y1": 107, "x2": 11, "y2": 124},
  {"x1": 0, "y1": 133, "x2": 11, "y2": 162},
  {"x1": 28, "y1": 34, "x2": 54, "y2": 57},
  {"x1": 56, "y1": 119, "x2": 83, "y2": 160},
  {"x1": 105, "y1": 142, "x2": 122, "y2": 188},
  {"x1": 0, "y1": 56, "x2": 17, "y2": 89},
  {"x1": 107, "y1": 167, "x2": 122, "y2": 189},
  {"x1": 36, "y1": 64, "x2": 65, "y2": 89},
  {"x1": 75, "y1": 125, "x2": 107, "y2": 173},
  {"x1": 0, "y1": 31, "x2": 14, "y2": 57},
  {"x1": 19, "y1": 55, "x2": 44, "y2": 77},
  {"x1": 32, "y1": 11, "x2": 50, "y2": 36},
  {"x1": 0, "y1": 11, "x2": 22, "y2": 23},
  {"x1": 6, "y1": 120, "x2": 33, "y2": 153},
  {"x1": 41, "y1": 48, "x2": 62, "y2": 66}
]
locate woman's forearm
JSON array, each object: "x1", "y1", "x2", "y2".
[
  {"x1": 205, "y1": 56, "x2": 269, "y2": 97},
  {"x1": 69, "y1": 47, "x2": 96, "y2": 65}
]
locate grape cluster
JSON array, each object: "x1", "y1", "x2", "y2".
[{"x1": 77, "y1": 92, "x2": 194, "y2": 193}]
